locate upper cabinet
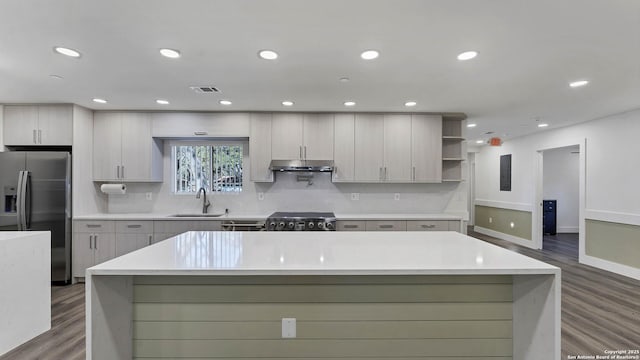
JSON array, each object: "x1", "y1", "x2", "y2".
[
  {"x1": 151, "y1": 112, "x2": 250, "y2": 137},
  {"x1": 337, "y1": 113, "x2": 443, "y2": 183},
  {"x1": 250, "y1": 113, "x2": 273, "y2": 182},
  {"x1": 3, "y1": 105, "x2": 73, "y2": 146},
  {"x1": 93, "y1": 112, "x2": 163, "y2": 182},
  {"x1": 271, "y1": 113, "x2": 334, "y2": 160}
]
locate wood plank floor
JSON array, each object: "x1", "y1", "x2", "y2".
[{"x1": 1, "y1": 230, "x2": 638, "y2": 360}]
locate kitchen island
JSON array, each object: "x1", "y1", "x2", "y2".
[{"x1": 86, "y1": 231, "x2": 560, "y2": 360}]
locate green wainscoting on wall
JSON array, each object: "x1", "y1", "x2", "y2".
[
  {"x1": 586, "y1": 219, "x2": 640, "y2": 269},
  {"x1": 475, "y1": 205, "x2": 532, "y2": 241}
]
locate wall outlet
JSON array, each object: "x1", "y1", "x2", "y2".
[
  {"x1": 258, "y1": 192, "x2": 264, "y2": 201},
  {"x1": 351, "y1": 193, "x2": 360, "y2": 201},
  {"x1": 394, "y1": 193, "x2": 400, "y2": 201},
  {"x1": 282, "y1": 318, "x2": 296, "y2": 338},
  {"x1": 145, "y1": 192, "x2": 152, "y2": 201},
  {"x1": 489, "y1": 217, "x2": 493, "y2": 223}
]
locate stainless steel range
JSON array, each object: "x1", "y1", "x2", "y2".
[{"x1": 266, "y1": 212, "x2": 336, "y2": 231}]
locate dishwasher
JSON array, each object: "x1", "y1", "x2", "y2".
[{"x1": 221, "y1": 220, "x2": 265, "y2": 231}]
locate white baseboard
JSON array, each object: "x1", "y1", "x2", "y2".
[
  {"x1": 581, "y1": 254, "x2": 640, "y2": 281},
  {"x1": 557, "y1": 226, "x2": 578, "y2": 233},
  {"x1": 473, "y1": 226, "x2": 538, "y2": 249}
]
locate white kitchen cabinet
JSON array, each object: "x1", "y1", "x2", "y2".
[
  {"x1": 365, "y1": 220, "x2": 407, "y2": 231},
  {"x1": 271, "y1": 113, "x2": 334, "y2": 160},
  {"x1": 250, "y1": 113, "x2": 274, "y2": 182},
  {"x1": 354, "y1": 114, "x2": 385, "y2": 181},
  {"x1": 72, "y1": 221, "x2": 116, "y2": 279},
  {"x1": 152, "y1": 220, "x2": 221, "y2": 243},
  {"x1": 332, "y1": 114, "x2": 355, "y2": 182},
  {"x1": 3, "y1": 105, "x2": 72, "y2": 146},
  {"x1": 383, "y1": 114, "x2": 412, "y2": 182},
  {"x1": 93, "y1": 112, "x2": 163, "y2": 182},
  {"x1": 114, "y1": 221, "x2": 153, "y2": 257},
  {"x1": 336, "y1": 220, "x2": 366, "y2": 231},
  {"x1": 412, "y1": 114, "x2": 442, "y2": 182},
  {"x1": 151, "y1": 112, "x2": 250, "y2": 137},
  {"x1": 406, "y1": 220, "x2": 451, "y2": 231},
  {"x1": 441, "y1": 117, "x2": 466, "y2": 182}
]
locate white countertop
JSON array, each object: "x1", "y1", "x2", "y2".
[
  {"x1": 88, "y1": 231, "x2": 558, "y2": 276},
  {"x1": 74, "y1": 213, "x2": 463, "y2": 221}
]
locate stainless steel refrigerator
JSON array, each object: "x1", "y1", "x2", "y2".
[{"x1": 0, "y1": 151, "x2": 71, "y2": 284}]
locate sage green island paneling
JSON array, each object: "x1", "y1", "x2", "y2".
[{"x1": 475, "y1": 205, "x2": 532, "y2": 241}]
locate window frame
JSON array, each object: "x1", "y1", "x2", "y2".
[{"x1": 170, "y1": 139, "x2": 247, "y2": 195}]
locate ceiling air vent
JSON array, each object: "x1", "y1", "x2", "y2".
[{"x1": 190, "y1": 86, "x2": 220, "y2": 93}]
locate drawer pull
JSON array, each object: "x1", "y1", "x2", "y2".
[
  {"x1": 86, "y1": 224, "x2": 102, "y2": 228},
  {"x1": 343, "y1": 225, "x2": 359, "y2": 229},
  {"x1": 379, "y1": 224, "x2": 393, "y2": 229},
  {"x1": 421, "y1": 224, "x2": 436, "y2": 229},
  {"x1": 127, "y1": 224, "x2": 142, "y2": 228}
]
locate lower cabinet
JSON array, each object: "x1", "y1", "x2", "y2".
[
  {"x1": 72, "y1": 221, "x2": 116, "y2": 279},
  {"x1": 115, "y1": 221, "x2": 153, "y2": 257},
  {"x1": 337, "y1": 219, "x2": 462, "y2": 232},
  {"x1": 365, "y1": 220, "x2": 407, "y2": 231}
]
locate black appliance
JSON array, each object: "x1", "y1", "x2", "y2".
[
  {"x1": 543, "y1": 200, "x2": 557, "y2": 235},
  {"x1": 266, "y1": 212, "x2": 336, "y2": 231}
]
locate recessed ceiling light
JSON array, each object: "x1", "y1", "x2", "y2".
[
  {"x1": 467, "y1": 123, "x2": 477, "y2": 128},
  {"x1": 476, "y1": 140, "x2": 485, "y2": 144},
  {"x1": 404, "y1": 101, "x2": 417, "y2": 107},
  {"x1": 92, "y1": 98, "x2": 107, "y2": 104},
  {"x1": 538, "y1": 123, "x2": 549, "y2": 128},
  {"x1": 156, "y1": 99, "x2": 169, "y2": 105},
  {"x1": 159, "y1": 48, "x2": 181, "y2": 59},
  {"x1": 569, "y1": 80, "x2": 589, "y2": 88},
  {"x1": 49, "y1": 74, "x2": 63, "y2": 80},
  {"x1": 339, "y1": 77, "x2": 350, "y2": 82},
  {"x1": 258, "y1": 50, "x2": 278, "y2": 60},
  {"x1": 281, "y1": 101, "x2": 294, "y2": 106},
  {"x1": 54, "y1": 46, "x2": 81, "y2": 58},
  {"x1": 457, "y1": 51, "x2": 478, "y2": 61},
  {"x1": 344, "y1": 101, "x2": 356, "y2": 107},
  {"x1": 360, "y1": 50, "x2": 379, "y2": 60},
  {"x1": 219, "y1": 100, "x2": 232, "y2": 105}
]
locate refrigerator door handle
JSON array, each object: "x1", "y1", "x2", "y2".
[
  {"x1": 17, "y1": 171, "x2": 26, "y2": 230},
  {"x1": 24, "y1": 171, "x2": 32, "y2": 230}
]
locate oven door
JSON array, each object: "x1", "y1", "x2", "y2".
[{"x1": 221, "y1": 220, "x2": 265, "y2": 231}]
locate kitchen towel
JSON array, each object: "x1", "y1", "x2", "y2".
[{"x1": 100, "y1": 183, "x2": 126, "y2": 195}]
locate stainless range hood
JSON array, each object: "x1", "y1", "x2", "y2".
[{"x1": 269, "y1": 159, "x2": 334, "y2": 172}]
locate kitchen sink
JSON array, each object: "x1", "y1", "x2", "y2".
[{"x1": 168, "y1": 213, "x2": 226, "y2": 218}]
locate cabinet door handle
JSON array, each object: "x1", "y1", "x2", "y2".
[
  {"x1": 384, "y1": 167, "x2": 387, "y2": 180},
  {"x1": 304, "y1": 146, "x2": 307, "y2": 160},
  {"x1": 121, "y1": 166, "x2": 125, "y2": 178},
  {"x1": 379, "y1": 224, "x2": 393, "y2": 229},
  {"x1": 344, "y1": 224, "x2": 359, "y2": 229},
  {"x1": 299, "y1": 146, "x2": 303, "y2": 160},
  {"x1": 33, "y1": 130, "x2": 37, "y2": 144},
  {"x1": 148, "y1": 234, "x2": 153, "y2": 245},
  {"x1": 117, "y1": 165, "x2": 120, "y2": 179},
  {"x1": 86, "y1": 224, "x2": 102, "y2": 228},
  {"x1": 127, "y1": 224, "x2": 142, "y2": 228},
  {"x1": 38, "y1": 129, "x2": 42, "y2": 144},
  {"x1": 413, "y1": 167, "x2": 416, "y2": 181},
  {"x1": 421, "y1": 224, "x2": 436, "y2": 229},
  {"x1": 379, "y1": 167, "x2": 383, "y2": 181},
  {"x1": 89, "y1": 235, "x2": 93, "y2": 249},
  {"x1": 94, "y1": 235, "x2": 98, "y2": 250}
]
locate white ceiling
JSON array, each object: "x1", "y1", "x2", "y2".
[{"x1": 1, "y1": 0, "x2": 639, "y2": 141}]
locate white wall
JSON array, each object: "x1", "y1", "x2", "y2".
[
  {"x1": 106, "y1": 140, "x2": 468, "y2": 217},
  {"x1": 543, "y1": 146, "x2": 579, "y2": 233}
]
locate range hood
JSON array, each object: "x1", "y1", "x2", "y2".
[{"x1": 269, "y1": 159, "x2": 334, "y2": 172}]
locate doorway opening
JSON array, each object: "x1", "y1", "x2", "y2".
[{"x1": 534, "y1": 142, "x2": 585, "y2": 260}]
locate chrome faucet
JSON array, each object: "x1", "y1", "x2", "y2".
[{"x1": 195, "y1": 187, "x2": 211, "y2": 214}]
